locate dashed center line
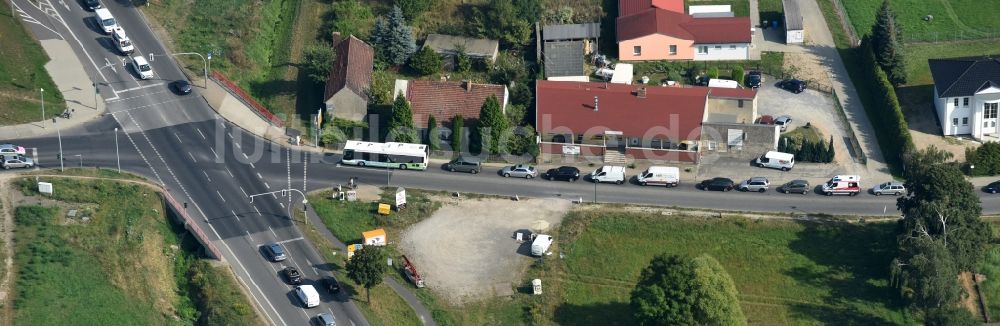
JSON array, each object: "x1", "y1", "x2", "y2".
[
  {"x1": 239, "y1": 186, "x2": 248, "y2": 197},
  {"x1": 226, "y1": 167, "x2": 234, "y2": 178},
  {"x1": 202, "y1": 170, "x2": 211, "y2": 182},
  {"x1": 217, "y1": 190, "x2": 226, "y2": 202},
  {"x1": 188, "y1": 151, "x2": 197, "y2": 162},
  {"x1": 232, "y1": 209, "x2": 240, "y2": 222},
  {"x1": 197, "y1": 128, "x2": 206, "y2": 140}
]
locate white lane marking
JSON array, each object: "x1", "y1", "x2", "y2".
[
  {"x1": 277, "y1": 237, "x2": 304, "y2": 245},
  {"x1": 203, "y1": 220, "x2": 285, "y2": 326},
  {"x1": 239, "y1": 186, "x2": 248, "y2": 198},
  {"x1": 107, "y1": 89, "x2": 168, "y2": 103},
  {"x1": 173, "y1": 133, "x2": 183, "y2": 143},
  {"x1": 234, "y1": 142, "x2": 241, "y2": 149},
  {"x1": 115, "y1": 82, "x2": 166, "y2": 94},
  {"x1": 226, "y1": 167, "x2": 234, "y2": 178},
  {"x1": 249, "y1": 162, "x2": 255, "y2": 169},
  {"x1": 31, "y1": 148, "x2": 39, "y2": 168},
  {"x1": 232, "y1": 209, "x2": 240, "y2": 222},
  {"x1": 253, "y1": 205, "x2": 262, "y2": 216},
  {"x1": 31, "y1": 0, "x2": 107, "y2": 83},
  {"x1": 216, "y1": 190, "x2": 226, "y2": 202},
  {"x1": 187, "y1": 151, "x2": 197, "y2": 162},
  {"x1": 202, "y1": 170, "x2": 211, "y2": 182},
  {"x1": 307, "y1": 258, "x2": 319, "y2": 275},
  {"x1": 256, "y1": 172, "x2": 263, "y2": 179},
  {"x1": 268, "y1": 226, "x2": 279, "y2": 238},
  {"x1": 197, "y1": 128, "x2": 206, "y2": 140},
  {"x1": 209, "y1": 146, "x2": 218, "y2": 159},
  {"x1": 264, "y1": 182, "x2": 270, "y2": 189},
  {"x1": 279, "y1": 202, "x2": 285, "y2": 208},
  {"x1": 110, "y1": 97, "x2": 188, "y2": 115},
  {"x1": 245, "y1": 230, "x2": 254, "y2": 243},
  {"x1": 242, "y1": 153, "x2": 248, "y2": 159},
  {"x1": 227, "y1": 132, "x2": 233, "y2": 139}
]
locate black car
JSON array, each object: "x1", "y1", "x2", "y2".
[
  {"x1": 83, "y1": 0, "x2": 101, "y2": 10},
  {"x1": 984, "y1": 181, "x2": 1000, "y2": 194},
  {"x1": 699, "y1": 177, "x2": 735, "y2": 191},
  {"x1": 746, "y1": 70, "x2": 763, "y2": 88},
  {"x1": 545, "y1": 166, "x2": 581, "y2": 182},
  {"x1": 283, "y1": 266, "x2": 303, "y2": 285},
  {"x1": 321, "y1": 276, "x2": 341, "y2": 293},
  {"x1": 778, "y1": 79, "x2": 805, "y2": 94},
  {"x1": 172, "y1": 80, "x2": 192, "y2": 95}
]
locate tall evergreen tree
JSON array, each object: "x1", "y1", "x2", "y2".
[
  {"x1": 871, "y1": 0, "x2": 907, "y2": 85},
  {"x1": 426, "y1": 115, "x2": 440, "y2": 151},
  {"x1": 387, "y1": 93, "x2": 417, "y2": 143},
  {"x1": 476, "y1": 95, "x2": 509, "y2": 154},
  {"x1": 451, "y1": 114, "x2": 464, "y2": 153},
  {"x1": 826, "y1": 136, "x2": 836, "y2": 163},
  {"x1": 370, "y1": 5, "x2": 416, "y2": 66}
]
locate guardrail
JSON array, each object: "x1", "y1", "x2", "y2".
[
  {"x1": 162, "y1": 191, "x2": 224, "y2": 261},
  {"x1": 210, "y1": 71, "x2": 285, "y2": 128}
]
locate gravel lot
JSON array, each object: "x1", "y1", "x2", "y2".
[{"x1": 399, "y1": 197, "x2": 573, "y2": 304}]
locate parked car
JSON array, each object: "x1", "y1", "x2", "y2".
[
  {"x1": 590, "y1": 166, "x2": 626, "y2": 185},
  {"x1": 738, "y1": 177, "x2": 770, "y2": 192},
  {"x1": 445, "y1": 156, "x2": 481, "y2": 174},
  {"x1": 172, "y1": 80, "x2": 192, "y2": 95},
  {"x1": 2, "y1": 155, "x2": 33, "y2": 169},
  {"x1": 780, "y1": 179, "x2": 810, "y2": 194},
  {"x1": 0, "y1": 144, "x2": 26, "y2": 159},
  {"x1": 778, "y1": 79, "x2": 805, "y2": 93},
  {"x1": 757, "y1": 115, "x2": 774, "y2": 125},
  {"x1": 774, "y1": 115, "x2": 792, "y2": 132},
  {"x1": 699, "y1": 177, "x2": 735, "y2": 191},
  {"x1": 746, "y1": 70, "x2": 763, "y2": 88},
  {"x1": 755, "y1": 151, "x2": 795, "y2": 171},
  {"x1": 263, "y1": 242, "x2": 287, "y2": 262},
  {"x1": 283, "y1": 266, "x2": 303, "y2": 284},
  {"x1": 983, "y1": 181, "x2": 1000, "y2": 194},
  {"x1": 545, "y1": 166, "x2": 580, "y2": 182},
  {"x1": 636, "y1": 166, "x2": 679, "y2": 187},
  {"x1": 871, "y1": 181, "x2": 905, "y2": 196},
  {"x1": 501, "y1": 164, "x2": 537, "y2": 179},
  {"x1": 321, "y1": 276, "x2": 341, "y2": 294},
  {"x1": 314, "y1": 313, "x2": 336, "y2": 326}
]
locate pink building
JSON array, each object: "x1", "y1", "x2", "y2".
[{"x1": 616, "y1": 0, "x2": 751, "y2": 61}]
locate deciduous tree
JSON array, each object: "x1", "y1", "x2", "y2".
[
  {"x1": 631, "y1": 254, "x2": 746, "y2": 325},
  {"x1": 302, "y1": 42, "x2": 335, "y2": 84},
  {"x1": 345, "y1": 246, "x2": 387, "y2": 302},
  {"x1": 731, "y1": 66, "x2": 745, "y2": 86}
]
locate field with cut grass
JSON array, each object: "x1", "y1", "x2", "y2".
[
  {"x1": 902, "y1": 40, "x2": 1000, "y2": 86},
  {"x1": 0, "y1": 3, "x2": 65, "y2": 126},
  {"x1": 981, "y1": 221, "x2": 1000, "y2": 318},
  {"x1": 840, "y1": 0, "x2": 1000, "y2": 42},
  {"x1": 551, "y1": 210, "x2": 914, "y2": 325},
  {"x1": 10, "y1": 177, "x2": 261, "y2": 325}
]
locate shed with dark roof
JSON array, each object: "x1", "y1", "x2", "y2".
[{"x1": 324, "y1": 33, "x2": 374, "y2": 121}]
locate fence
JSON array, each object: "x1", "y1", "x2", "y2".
[
  {"x1": 210, "y1": 71, "x2": 285, "y2": 128},
  {"x1": 162, "y1": 191, "x2": 224, "y2": 261},
  {"x1": 830, "y1": 0, "x2": 861, "y2": 47}
]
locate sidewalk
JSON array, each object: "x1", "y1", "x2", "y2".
[
  {"x1": 303, "y1": 204, "x2": 437, "y2": 326},
  {"x1": 0, "y1": 39, "x2": 106, "y2": 140}
]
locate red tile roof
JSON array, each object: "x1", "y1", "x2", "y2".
[
  {"x1": 617, "y1": 8, "x2": 751, "y2": 44},
  {"x1": 707, "y1": 87, "x2": 757, "y2": 100},
  {"x1": 406, "y1": 80, "x2": 507, "y2": 127},
  {"x1": 619, "y1": 0, "x2": 684, "y2": 17},
  {"x1": 325, "y1": 35, "x2": 374, "y2": 101}
]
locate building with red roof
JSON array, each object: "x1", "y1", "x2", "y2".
[
  {"x1": 324, "y1": 33, "x2": 374, "y2": 121},
  {"x1": 392, "y1": 79, "x2": 508, "y2": 128},
  {"x1": 536, "y1": 80, "x2": 774, "y2": 163},
  {"x1": 616, "y1": 0, "x2": 751, "y2": 61}
]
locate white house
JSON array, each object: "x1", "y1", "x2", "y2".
[{"x1": 929, "y1": 57, "x2": 1000, "y2": 140}]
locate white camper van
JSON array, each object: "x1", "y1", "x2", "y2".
[
  {"x1": 636, "y1": 166, "x2": 680, "y2": 187},
  {"x1": 755, "y1": 151, "x2": 795, "y2": 171},
  {"x1": 295, "y1": 285, "x2": 320, "y2": 308},
  {"x1": 112, "y1": 28, "x2": 134, "y2": 55},
  {"x1": 531, "y1": 234, "x2": 553, "y2": 257},
  {"x1": 590, "y1": 166, "x2": 626, "y2": 185},
  {"x1": 94, "y1": 8, "x2": 118, "y2": 34},
  {"x1": 132, "y1": 55, "x2": 153, "y2": 79},
  {"x1": 708, "y1": 78, "x2": 739, "y2": 88}
]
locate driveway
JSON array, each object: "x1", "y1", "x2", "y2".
[{"x1": 756, "y1": 79, "x2": 853, "y2": 164}]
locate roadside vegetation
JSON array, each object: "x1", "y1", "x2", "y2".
[
  {"x1": 980, "y1": 220, "x2": 1000, "y2": 318},
  {"x1": 10, "y1": 177, "x2": 261, "y2": 325},
  {"x1": 0, "y1": 2, "x2": 66, "y2": 126}
]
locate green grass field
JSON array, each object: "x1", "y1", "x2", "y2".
[
  {"x1": 0, "y1": 3, "x2": 66, "y2": 126},
  {"x1": 12, "y1": 177, "x2": 261, "y2": 325},
  {"x1": 841, "y1": 0, "x2": 1000, "y2": 42},
  {"x1": 902, "y1": 40, "x2": 1000, "y2": 85},
  {"x1": 553, "y1": 210, "x2": 914, "y2": 325},
  {"x1": 981, "y1": 221, "x2": 1000, "y2": 318}
]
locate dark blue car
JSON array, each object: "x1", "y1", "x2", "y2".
[{"x1": 985, "y1": 181, "x2": 1000, "y2": 194}]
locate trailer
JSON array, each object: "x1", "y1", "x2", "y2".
[{"x1": 402, "y1": 255, "x2": 425, "y2": 288}]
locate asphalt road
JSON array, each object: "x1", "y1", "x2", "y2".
[{"x1": 9, "y1": 1, "x2": 368, "y2": 325}]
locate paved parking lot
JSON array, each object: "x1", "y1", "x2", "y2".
[{"x1": 756, "y1": 77, "x2": 855, "y2": 164}]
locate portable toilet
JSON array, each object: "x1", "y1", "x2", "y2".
[{"x1": 363, "y1": 228, "x2": 387, "y2": 246}]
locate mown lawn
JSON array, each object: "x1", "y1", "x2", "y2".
[
  {"x1": 902, "y1": 40, "x2": 1000, "y2": 86},
  {"x1": 840, "y1": 0, "x2": 1000, "y2": 42},
  {"x1": 553, "y1": 210, "x2": 914, "y2": 325},
  {"x1": 981, "y1": 221, "x2": 1000, "y2": 318},
  {"x1": 0, "y1": 3, "x2": 65, "y2": 126}
]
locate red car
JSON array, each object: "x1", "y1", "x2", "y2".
[{"x1": 757, "y1": 115, "x2": 774, "y2": 125}]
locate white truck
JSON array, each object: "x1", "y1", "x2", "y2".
[
  {"x1": 531, "y1": 234, "x2": 553, "y2": 257},
  {"x1": 636, "y1": 166, "x2": 679, "y2": 187}
]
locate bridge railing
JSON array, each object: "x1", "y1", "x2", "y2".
[
  {"x1": 162, "y1": 191, "x2": 224, "y2": 261},
  {"x1": 210, "y1": 71, "x2": 285, "y2": 128}
]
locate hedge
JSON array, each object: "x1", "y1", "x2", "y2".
[{"x1": 856, "y1": 38, "x2": 915, "y2": 174}]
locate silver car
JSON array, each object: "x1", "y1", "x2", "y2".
[
  {"x1": 2, "y1": 155, "x2": 33, "y2": 169},
  {"x1": 871, "y1": 181, "x2": 905, "y2": 196},
  {"x1": 774, "y1": 116, "x2": 792, "y2": 132},
  {"x1": 738, "y1": 177, "x2": 769, "y2": 192},
  {"x1": 501, "y1": 164, "x2": 537, "y2": 179}
]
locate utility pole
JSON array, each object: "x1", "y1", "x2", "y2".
[
  {"x1": 94, "y1": 83, "x2": 99, "y2": 110},
  {"x1": 54, "y1": 118, "x2": 64, "y2": 171},
  {"x1": 114, "y1": 127, "x2": 121, "y2": 173},
  {"x1": 40, "y1": 88, "x2": 45, "y2": 127}
]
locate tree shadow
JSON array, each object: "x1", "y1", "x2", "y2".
[
  {"x1": 553, "y1": 301, "x2": 633, "y2": 325},
  {"x1": 895, "y1": 85, "x2": 940, "y2": 135}
]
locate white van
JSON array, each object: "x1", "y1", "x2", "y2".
[
  {"x1": 295, "y1": 285, "x2": 320, "y2": 308},
  {"x1": 132, "y1": 55, "x2": 153, "y2": 79},
  {"x1": 530, "y1": 234, "x2": 553, "y2": 257},
  {"x1": 112, "y1": 28, "x2": 134, "y2": 55},
  {"x1": 637, "y1": 166, "x2": 680, "y2": 187},
  {"x1": 755, "y1": 151, "x2": 795, "y2": 171},
  {"x1": 590, "y1": 166, "x2": 626, "y2": 185},
  {"x1": 94, "y1": 8, "x2": 117, "y2": 34}
]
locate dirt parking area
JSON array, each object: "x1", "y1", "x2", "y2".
[{"x1": 399, "y1": 197, "x2": 574, "y2": 305}]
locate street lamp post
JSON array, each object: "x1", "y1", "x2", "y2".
[
  {"x1": 93, "y1": 83, "x2": 99, "y2": 110},
  {"x1": 40, "y1": 88, "x2": 45, "y2": 127},
  {"x1": 53, "y1": 118, "x2": 64, "y2": 171},
  {"x1": 114, "y1": 127, "x2": 121, "y2": 173},
  {"x1": 594, "y1": 178, "x2": 598, "y2": 203},
  {"x1": 172, "y1": 52, "x2": 209, "y2": 88}
]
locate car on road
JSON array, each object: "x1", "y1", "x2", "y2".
[
  {"x1": 746, "y1": 70, "x2": 763, "y2": 88},
  {"x1": 983, "y1": 181, "x2": 1000, "y2": 194},
  {"x1": 314, "y1": 313, "x2": 336, "y2": 326},
  {"x1": 779, "y1": 179, "x2": 810, "y2": 194},
  {"x1": 84, "y1": 0, "x2": 102, "y2": 10},
  {"x1": 544, "y1": 166, "x2": 580, "y2": 182},
  {"x1": 295, "y1": 285, "x2": 320, "y2": 308},
  {"x1": 444, "y1": 156, "x2": 481, "y2": 174},
  {"x1": 0, "y1": 144, "x2": 26, "y2": 159},
  {"x1": 283, "y1": 266, "x2": 303, "y2": 284},
  {"x1": 871, "y1": 181, "x2": 905, "y2": 196},
  {"x1": 2, "y1": 155, "x2": 34, "y2": 169},
  {"x1": 172, "y1": 80, "x2": 192, "y2": 95},
  {"x1": 501, "y1": 164, "x2": 537, "y2": 179},
  {"x1": 263, "y1": 242, "x2": 287, "y2": 262},
  {"x1": 698, "y1": 177, "x2": 735, "y2": 191},
  {"x1": 778, "y1": 79, "x2": 805, "y2": 94},
  {"x1": 738, "y1": 177, "x2": 770, "y2": 192},
  {"x1": 774, "y1": 115, "x2": 792, "y2": 132},
  {"x1": 132, "y1": 55, "x2": 154, "y2": 79},
  {"x1": 321, "y1": 276, "x2": 341, "y2": 294}
]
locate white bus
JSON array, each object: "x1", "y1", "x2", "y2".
[{"x1": 341, "y1": 140, "x2": 428, "y2": 170}]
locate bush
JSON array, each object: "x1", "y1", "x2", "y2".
[
  {"x1": 731, "y1": 66, "x2": 745, "y2": 86},
  {"x1": 966, "y1": 141, "x2": 1000, "y2": 176},
  {"x1": 302, "y1": 42, "x2": 335, "y2": 84},
  {"x1": 707, "y1": 67, "x2": 720, "y2": 80},
  {"x1": 322, "y1": 0, "x2": 375, "y2": 41},
  {"x1": 409, "y1": 46, "x2": 442, "y2": 76}
]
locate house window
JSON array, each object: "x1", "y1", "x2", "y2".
[
  {"x1": 738, "y1": 100, "x2": 744, "y2": 108},
  {"x1": 633, "y1": 46, "x2": 642, "y2": 56},
  {"x1": 651, "y1": 139, "x2": 662, "y2": 149},
  {"x1": 953, "y1": 118, "x2": 959, "y2": 126},
  {"x1": 963, "y1": 97, "x2": 970, "y2": 106},
  {"x1": 575, "y1": 134, "x2": 584, "y2": 144},
  {"x1": 669, "y1": 45, "x2": 677, "y2": 55},
  {"x1": 954, "y1": 98, "x2": 959, "y2": 107},
  {"x1": 630, "y1": 138, "x2": 640, "y2": 146},
  {"x1": 730, "y1": 45, "x2": 736, "y2": 49},
  {"x1": 706, "y1": 141, "x2": 717, "y2": 151},
  {"x1": 698, "y1": 46, "x2": 708, "y2": 54},
  {"x1": 963, "y1": 117, "x2": 969, "y2": 125},
  {"x1": 714, "y1": 45, "x2": 722, "y2": 50},
  {"x1": 986, "y1": 103, "x2": 999, "y2": 119}
]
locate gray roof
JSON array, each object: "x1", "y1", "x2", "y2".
[
  {"x1": 423, "y1": 34, "x2": 498, "y2": 59},
  {"x1": 543, "y1": 41, "x2": 585, "y2": 77},
  {"x1": 542, "y1": 23, "x2": 601, "y2": 41},
  {"x1": 782, "y1": 0, "x2": 803, "y2": 30},
  {"x1": 929, "y1": 57, "x2": 1000, "y2": 97}
]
